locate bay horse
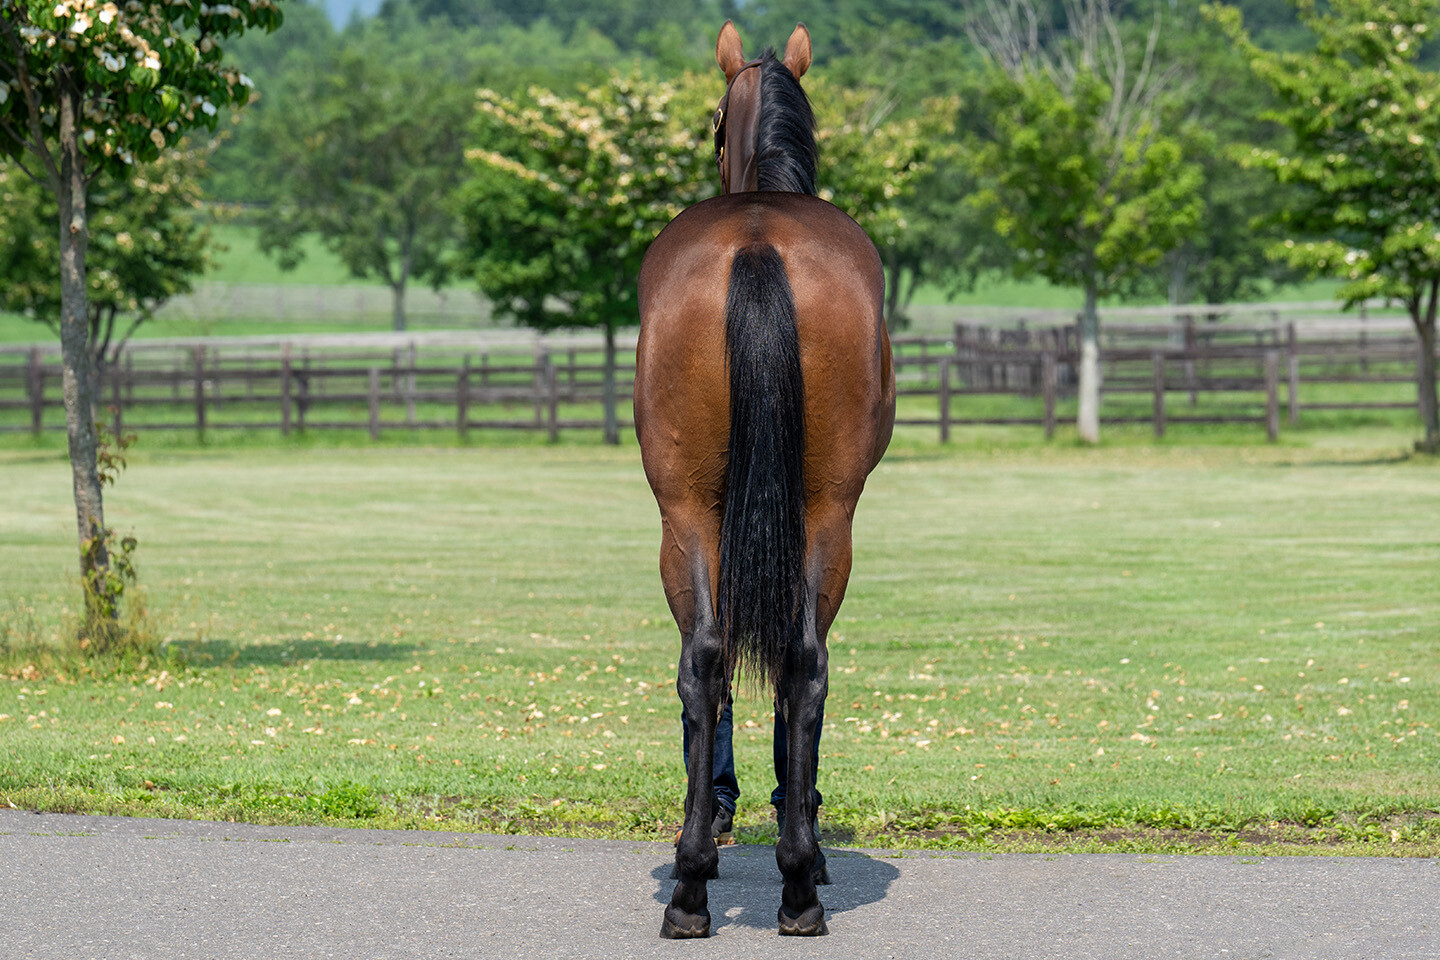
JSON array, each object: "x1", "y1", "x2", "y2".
[{"x1": 634, "y1": 20, "x2": 896, "y2": 938}]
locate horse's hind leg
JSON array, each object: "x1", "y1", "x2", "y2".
[
  {"x1": 775, "y1": 612, "x2": 828, "y2": 936},
  {"x1": 659, "y1": 516, "x2": 725, "y2": 939},
  {"x1": 775, "y1": 504, "x2": 857, "y2": 936}
]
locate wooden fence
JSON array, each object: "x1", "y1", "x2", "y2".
[{"x1": 0, "y1": 312, "x2": 1430, "y2": 442}]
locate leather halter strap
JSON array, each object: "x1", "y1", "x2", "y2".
[{"x1": 714, "y1": 58, "x2": 764, "y2": 194}]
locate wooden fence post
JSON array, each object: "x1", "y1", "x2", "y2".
[
  {"x1": 533, "y1": 348, "x2": 547, "y2": 428},
  {"x1": 124, "y1": 350, "x2": 134, "y2": 405},
  {"x1": 546, "y1": 356, "x2": 560, "y2": 442},
  {"x1": 211, "y1": 348, "x2": 222, "y2": 409},
  {"x1": 1264, "y1": 350, "x2": 1280, "y2": 442},
  {"x1": 1183, "y1": 317, "x2": 1198, "y2": 406},
  {"x1": 193, "y1": 344, "x2": 206, "y2": 439},
  {"x1": 405, "y1": 341, "x2": 417, "y2": 427},
  {"x1": 280, "y1": 344, "x2": 293, "y2": 437},
  {"x1": 1041, "y1": 348, "x2": 1057, "y2": 439},
  {"x1": 298, "y1": 350, "x2": 311, "y2": 431},
  {"x1": 28, "y1": 347, "x2": 43, "y2": 436},
  {"x1": 1287, "y1": 323, "x2": 1300, "y2": 426},
  {"x1": 1152, "y1": 351, "x2": 1166, "y2": 439},
  {"x1": 456, "y1": 363, "x2": 469, "y2": 440},
  {"x1": 938, "y1": 358, "x2": 951, "y2": 443},
  {"x1": 369, "y1": 367, "x2": 381, "y2": 441},
  {"x1": 1359, "y1": 304, "x2": 1369, "y2": 371},
  {"x1": 111, "y1": 362, "x2": 123, "y2": 437}
]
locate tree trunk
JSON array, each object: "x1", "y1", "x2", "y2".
[
  {"x1": 1414, "y1": 280, "x2": 1439, "y2": 453},
  {"x1": 1167, "y1": 250, "x2": 1189, "y2": 307},
  {"x1": 391, "y1": 279, "x2": 407, "y2": 332},
  {"x1": 602, "y1": 322, "x2": 619, "y2": 445},
  {"x1": 56, "y1": 75, "x2": 111, "y2": 630},
  {"x1": 1077, "y1": 282, "x2": 1101, "y2": 444}
]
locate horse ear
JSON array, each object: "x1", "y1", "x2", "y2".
[
  {"x1": 716, "y1": 20, "x2": 746, "y2": 82},
  {"x1": 783, "y1": 23, "x2": 811, "y2": 78}
]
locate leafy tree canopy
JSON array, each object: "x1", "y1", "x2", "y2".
[
  {"x1": 1211, "y1": 0, "x2": 1440, "y2": 448},
  {"x1": 256, "y1": 24, "x2": 470, "y2": 329},
  {"x1": 0, "y1": 144, "x2": 212, "y2": 368}
]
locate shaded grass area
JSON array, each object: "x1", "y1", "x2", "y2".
[{"x1": 2, "y1": 439, "x2": 1437, "y2": 854}]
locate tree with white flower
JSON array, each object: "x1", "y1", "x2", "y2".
[
  {"x1": 0, "y1": 0, "x2": 281, "y2": 640},
  {"x1": 462, "y1": 71, "x2": 713, "y2": 444},
  {"x1": 1213, "y1": 0, "x2": 1440, "y2": 452}
]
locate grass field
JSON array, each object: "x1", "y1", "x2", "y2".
[{"x1": 2, "y1": 429, "x2": 1437, "y2": 854}]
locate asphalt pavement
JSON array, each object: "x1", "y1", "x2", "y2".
[{"x1": 1, "y1": 809, "x2": 1435, "y2": 960}]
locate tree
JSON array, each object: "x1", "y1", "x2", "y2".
[
  {"x1": 805, "y1": 77, "x2": 960, "y2": 328},
  {"x1": 257, "y1": 28, "x2": 469, "y2": 330},
  {"x1": 1152, "y1": 6, "x2": 1304, "y2": 307},
  {"x1": 820, "y1": 30, "x2": 1009, "y2": 327},
  {"x1": 462, "y1": 71, "x2": 713, "y2": 443},
  {"x1": 1212, "y1": 0, "x2": 1440, "y2": 451},
  {"x1": 0, "y1": 0, "x2": 280, "y2": 637},
  {"x1": 965, "y1": 0, "x2": 1203, "y2": 442},
  {"x1": 0, "y1": 143, "x2": 212, "y2": 377}
]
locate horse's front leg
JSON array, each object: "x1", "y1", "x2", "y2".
[{"x1": 661, "y1": 531, "x2": 725, "y2": 939}]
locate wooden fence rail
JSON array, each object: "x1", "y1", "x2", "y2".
[{"x1": 0, "y1": 318, "x2": 1432, "y2": 441}]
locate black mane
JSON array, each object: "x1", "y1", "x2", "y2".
[{"x1": 756, "y1": 50, "x2": 817, "y2": 195}]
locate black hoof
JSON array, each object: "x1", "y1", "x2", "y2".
[
  {"x1": 661, "y1": 907, "x2": 711, "y2": 939},
  {"x1": 777, "y1": 903, "x2": 828, "y2": 936},
  {"x1": 670, "y1": 860, "x2": 719, "y2": 880}
]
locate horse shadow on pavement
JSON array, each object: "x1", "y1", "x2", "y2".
[{"x1": 651, "y1": 844, "x2": 901, "y2": 934}]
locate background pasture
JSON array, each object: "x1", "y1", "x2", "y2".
[{"x1": 2, "y1": 434, "x2": 1436, "y2": 853}]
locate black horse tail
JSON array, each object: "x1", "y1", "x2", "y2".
[{"x1": 719, "y1": 245, "x2": 807, "y2": 692}]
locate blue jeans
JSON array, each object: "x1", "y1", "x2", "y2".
[{"x1": 681, "y1": 696, "x2": 824, "y2": 814}]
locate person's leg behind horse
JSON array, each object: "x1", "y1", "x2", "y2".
[
  {"x1": 770, "y1": 697, "x2": 823, "y2": 842},
  {"x1": 681, "y1": 693, "x2": 738, "y2": 841}
]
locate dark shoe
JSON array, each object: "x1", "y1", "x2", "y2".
[{"x1": 711, "y1": 806, "x2": 735, "y2": 846}]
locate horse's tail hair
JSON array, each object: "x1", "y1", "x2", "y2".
[{"x1": 719, "y1": 244, "x2": 807, "y2": 692}]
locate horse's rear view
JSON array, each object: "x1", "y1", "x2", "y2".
[{"x1": 635, "y1": 21, "x2": 895, "y2": 938}]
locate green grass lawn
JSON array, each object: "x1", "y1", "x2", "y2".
[
  {"x1": 204, "y1": 223, "x2": 359, "y2": 286},
  {"x1": 2, "y1": 434, "x2": 1437, "y2": 854}
]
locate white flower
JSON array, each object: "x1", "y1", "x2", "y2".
[
  {"x1": 70, "y1": 13, "x2": 91, "y2": 32},
  {"x1": 143, "y1": 52, "x2": 160, "y2": 70},
  {"x1": 200, "y1": 100, "x2": 217, "y2": 116},
  {"x1": 98, "y1": 3, "x2": 117, "y2": 24},
  {"x1": 0, "y1": 81, "x2": 8, "y2": 105}
]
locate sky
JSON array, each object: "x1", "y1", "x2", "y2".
[{"x1": 321, "y1": 0, "x2": 383, "y2": 25}]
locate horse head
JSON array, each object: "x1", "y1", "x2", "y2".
[{"x1": 713, "y1": 20, "x2": 812, "y2": 194}]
